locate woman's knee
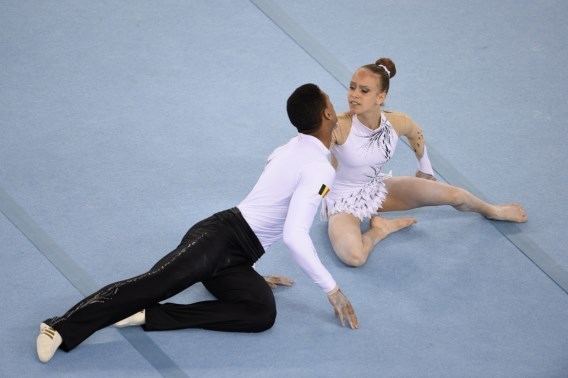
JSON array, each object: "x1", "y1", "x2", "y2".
[
  {"x1": 336, "y1": 244, "x2": 368, "y2": 267},
  {"x1": 328, "y1": 215, "x2": 368, "y2": 267},
  {"x1": 447, "y1": 186, "x2": 467, "y2": 208}
]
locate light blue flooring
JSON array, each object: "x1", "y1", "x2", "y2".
[{"x1": 1, "y1": 1, "x2": 567, "y2": 377}]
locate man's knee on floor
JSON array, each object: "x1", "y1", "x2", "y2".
[{"x1": 247, "y1": 300, "x2": 276, "y2": 332}]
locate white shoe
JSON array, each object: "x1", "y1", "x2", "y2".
[
  {"x1": 36, "y1": 323, "x2": 62, "y2": 363},
  {"x1": 114, "y1": 310, "x2": 145, "y2": 328}
]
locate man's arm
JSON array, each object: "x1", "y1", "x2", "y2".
[{"x1": 282, "y1": 163, "x2": 358, "y2": 329}]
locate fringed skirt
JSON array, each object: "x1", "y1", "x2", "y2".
[{"x1": 323, "y1": 172, "x2": 392, "y2": 221}]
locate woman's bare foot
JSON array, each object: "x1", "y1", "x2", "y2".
[
  {"x1": 486, "y1": 203, "x2": 528, "y2": 223},
  {"x1": 370, "y1": 216, "x2": 417, "y2": 238}
]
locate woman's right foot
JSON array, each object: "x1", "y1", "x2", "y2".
[{"x1": 370, "y1": 216, "x2": 416, "y2": 237}]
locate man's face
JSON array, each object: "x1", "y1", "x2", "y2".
[{"x1": 323, "y1": 92, "x2": 338, "y2": 126}]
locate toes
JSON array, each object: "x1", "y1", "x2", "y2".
[{"x1": 402, "y1": 218, "x2": 416, "y2": 226}]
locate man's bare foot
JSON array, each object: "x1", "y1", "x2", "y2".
[
  {"x1": 370, "y1": 216, "x2": 417, "y2": 237},
  {"x1": 486, "y1": 203, "x2": 528, "y2": 223}
]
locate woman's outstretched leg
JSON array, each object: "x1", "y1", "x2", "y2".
[
  {"x1": 381, "y1": 177, "x2": 527, "y2": 222},
  {"x1": 328, "y1": 212, "x2": 415, "y2": 267}
]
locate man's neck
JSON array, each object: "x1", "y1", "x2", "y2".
[{"x1": 307, "y1": 125, "x2": 332, "y2": 149}]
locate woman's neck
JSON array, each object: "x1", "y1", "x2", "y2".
[{"x1": 356, "y1": 107, "x2": 382, "y2": 130}]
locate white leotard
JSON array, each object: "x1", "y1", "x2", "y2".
[
  {"x1": 238, "y1": 134, "x2": 337, "y2": 293},
  {"x1": 325, "y1": 113, "x2": 399, "y2": 221}
]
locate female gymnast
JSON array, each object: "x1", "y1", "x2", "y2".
[{"x1": 325, "y1": 58, "x2": 527, "y2": 267}]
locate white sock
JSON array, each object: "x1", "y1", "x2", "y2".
[
  {"x1": 36, "y1": 323, "x2": 62, "y2": 363},
  {"x1": 114, "y1": 310, "x2": 146, "y2": 328}
]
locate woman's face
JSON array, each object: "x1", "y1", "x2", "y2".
[{"x1": 347, "y1": 68, "x2": 386, "y2": 114}]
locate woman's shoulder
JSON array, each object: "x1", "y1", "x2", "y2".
[
  {"x1": 383, "y1": 109, "x2": 415, "y2": 135},
  {"x1": 383, "y1": 109, "x2": 413, "y2": 124}
]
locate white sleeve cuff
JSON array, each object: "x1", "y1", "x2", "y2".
[{"x1": 417, "y1": 145, "x2": 434, "y2": 175}]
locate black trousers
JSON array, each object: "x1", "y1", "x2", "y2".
[{"x1": 44, "y1": 208, "x2": 274, "y2": 352}]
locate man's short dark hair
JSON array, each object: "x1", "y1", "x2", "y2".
[{"x1": 286, "y1": 83, "x2": 326, "y2": 134}]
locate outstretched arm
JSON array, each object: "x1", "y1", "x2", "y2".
[
  {"x1": 282, "y1": 163, "x2": 358, "y2": 329},
  {"x1": 327, "y1": 286, "x2": 358, "y2": 329},
  {"x1": 386, "y1": 111, "x2": 436, "y2": 180}
]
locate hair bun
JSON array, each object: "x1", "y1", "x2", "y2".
[{"x1": 375, "y1": 57, "x2": 396, "y2": 79}]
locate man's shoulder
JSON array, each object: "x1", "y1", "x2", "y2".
[
  {"x1": 301, "y1": 158, "x2": 335, "y2": 183},
  {"x1": 267, "y1": 136, "x2": 298, "y2": 161},
  {"x1": 268, "y1": 136, "x2": 332, "y2": 170}
]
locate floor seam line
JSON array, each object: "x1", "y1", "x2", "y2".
[{"x1": 0, "y1": 185, "x2": 188, "y2": 378}]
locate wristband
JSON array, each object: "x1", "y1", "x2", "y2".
[{"x1": 417, "y1": 145, "x2": 434, "y2": 175}]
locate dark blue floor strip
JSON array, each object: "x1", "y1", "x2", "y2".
[{"x1": 0, "y1": 186, "x2": 188, "y2": 378}]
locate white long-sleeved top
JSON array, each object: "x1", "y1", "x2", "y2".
[{"x1": 238, "y1": 134, "x2": 337, "y2": 293}]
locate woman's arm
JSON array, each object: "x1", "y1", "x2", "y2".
[
  {"x1": 332, "y1": 112, "x2": 352, "y2": 146},
  {"x1": 385, "y1": 110, "x2": 435, "y2": 180}
]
